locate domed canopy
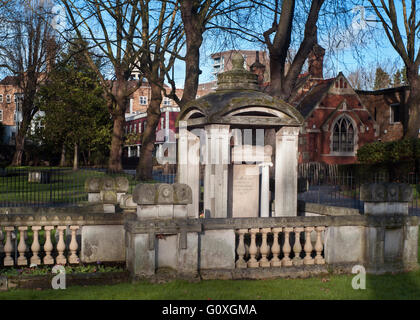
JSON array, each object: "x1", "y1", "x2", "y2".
[{"x1": 179, "y1": 52, "x2": 304, "y2": 128}]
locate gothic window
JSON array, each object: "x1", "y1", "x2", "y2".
[{"x1": 332, "y1": 116, "x2": 355, "y2": 153}]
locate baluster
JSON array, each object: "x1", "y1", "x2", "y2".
[
  {"x1": 247, "y1": 228, "x2": 259, "y2": 268},
  {"x1": 282, "y1": 227, "x2": 293, "y2": 267},
  {"x1": 30, "y1": 226, "x2": 42, "y2": 265},
  {"x1": 314, "y1": 226, "x2": 326, "y2": 265},
  {"x1": 56, "y1": 226, "x2": 67, "y2": 265},
  {"x1": 69, "y1": 226, "x2": 80, "y2": 264},
  {"x1": 17, "y1": 226, "x2": 28, "y2": 266},
  {"x1": 259, "y1": 228, "x2": 271, "y2": 268},
  {"x1": 236, "y1": 229, "x2": 247, "y2": 269},
  {"x1": 4, "y1": 227, "x2": 14, "y2": 266},
  {"x1": 293, "y1": 227, "x2": 304, "y2": 266},
  {"x1": 270, "y1": 228, "x2": 282, "y2": 267},
  {"x1": 304, "y1": 227, "x2": 315, "y2": 265},
  {"x1": 43, "y1": 226, "x2": 54, "y2": 265}
]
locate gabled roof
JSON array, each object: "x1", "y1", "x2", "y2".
[
  {"x1": 0, "y1": 76, "x2": 19, "y2": 86},
  {"x1": 296, "y1": 79, "x2": 334, "y2": 118}
]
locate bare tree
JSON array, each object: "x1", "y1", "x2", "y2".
[
  {"x1": 62, "y1": 0, "x2": 144, "y2": 172},
  {"x1": 134, "y1": 0, "x2": 184, "y2": 180},
  {"x1": 0, "y1": 0, "x2": 57, "y2": 166},
  {"x1": 366, "y1": 0, "x2": 420, "y2": 137}
]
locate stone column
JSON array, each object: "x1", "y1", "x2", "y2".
[
  {"x1": 204, "y1": 124, "x2": 230, "y2": 218},
  {"x1": 275, "y1": 127, "x2": 299, "y2": 217},
  {"x1": 178, "y1": 129, "x2": 200, "y2": 218},
  {"x1": 259, "y1": 162, "x2": 273, "y2": 217}
]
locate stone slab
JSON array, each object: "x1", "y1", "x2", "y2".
[
  {"x1": 81, "y1": 225, "x2": 125, "y2": 263},
  {"x1": 199, "y1": 230, "x2": 235, "y2": 270},
  {"x1": 384, "y1": 228, "x2": 403, "y2": 261},
  {"x1": 156, "y1": 235, "x2": 178, "y2": 270},
  {"x1": 232, "y1": 165, "x2": 259, "y2": 218},
  {"x1": 324, "y1": 226, "x2": 365, "y2": 264}
]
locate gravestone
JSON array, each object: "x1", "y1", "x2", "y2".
[{"x1": 232, "y1": 165, "x2": 260, "y2": 218}]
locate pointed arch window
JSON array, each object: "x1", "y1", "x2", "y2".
[{"x1": 332, "y1": 116, "x2": 354, "y2": 152}]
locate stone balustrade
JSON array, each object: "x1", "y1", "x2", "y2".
[
  {"x1": 235, "y1": 226, "x2": 326, "y2": 269},
  {"x1": 2, "y1": 225, "x2": 80, "y2": 267},
  {"x1": 0, "y1": 212, "x2": 127, "y2": 267}
]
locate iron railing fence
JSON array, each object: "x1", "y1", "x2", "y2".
[{"x1": 0, "y1": 167, "x2": 137, "y2": 208}]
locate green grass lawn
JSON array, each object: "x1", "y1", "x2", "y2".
[
  {"x1": 1, "y1": 271, "x2": 420, "y2": 300},
  {"x1": 0, "y1": 168, "x2": 137, "y2": 205}
]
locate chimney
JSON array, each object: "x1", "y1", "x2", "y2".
[
  {"x1": 250, "y1": 51, "x2": 266, "y2": 86},
  {"x1": 308, "y1": 44, "x2": 325, "y2": 79}
]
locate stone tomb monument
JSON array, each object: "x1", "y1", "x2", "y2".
[
  {"x1": 229, "y1": 145, "x2": 273, "y2": 217},
  {"x1": 177, "y1": 52, "x2": 304, "y2": 218}
]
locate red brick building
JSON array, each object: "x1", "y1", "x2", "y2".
[{"x1": 294, "y1": 73, "x2": 378, "y2": 164}]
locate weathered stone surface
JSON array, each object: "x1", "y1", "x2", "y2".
[
  {"x1": 403, "y1": 226, "x2": 418, "y2": 266},
  {"x1": 100, "y1": 190, "x2": 118, "y2": 204},
  {"x1": 178, "y1": 233, "x2": 198, "y2": 275},
  {"x1": 232, "y1": 165, "x2": 259, "y2": 218},
  {"x1": 85, "y1": 177, "x2": 101, "y2": 193},
  {"x1": 101, "y1": 177, "x2": 116, "y2": 191},
  {"x1": 173, "y1": 183, "x2": 192, "y2": 205},
  {"x1": 158, "y1": 205, "x2": 174, "y2": 219},
  {"x1": 88, "y1": 193, "x2": 101, "y2": 203},
  {"x1": 361, "y1": 183, "x2": 413, "y2": 202},
  {"x1": 157, "y1": 184, "x2": 174, "y2": 204},
  {"x1": 137, "y1": 205, "x2": 158, "y2": 219},
  {"x1": 324, "y1": 226, "x2": 365, "y2": 264},
  {"x1": 81, "y1": 225, "x2": 125, "y2": 263},
  {"x1": 364, "y1": 202, "x2": 409, "y2": 215},
  {"x1": 132, "y1": 184, "x2": 157, "y2": 205},
  {"x1": 130, "y1": 234, "x2": 155, "y2": 277},
  {"x1": 156, "y1": 235, "x2": 177, "y2": 270},
  {"x1": 115, "y1": 177, "x2": 129, "y2": 192},
  {"x1": 384, "y1": 228, "x2": 403, "y2": 261},
  {"x1": 199, "y1": 230, "x2": 235, "y2": 270},
  {"x1": 120, "y1": 194, "x2": 136, "y2": 210},
  {"x1": 231, "y1": 145, "x2": 272, "y2": 163},
  {"x1": 173, "y1": 205, "x2": 188, "y2": 218}
]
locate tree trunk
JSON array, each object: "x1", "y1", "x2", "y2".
[
  {"x1": 11, "y1": 120, "x2": 28, "y2": 166},
  {"x1": 108, "y1": 111, "x2": 125, "y2": 172},
  {"x1": 73, "y1": 142, "x2": 78, "y2": 171},
  {"x1": 179, "y1": 0, "x2": 204, "y2": 110},
  {"x1": 137, "y1": 83, "x2": 162, "y2": 180},
  {"x1": 405, "y1": 74, "x2": 420, "y2": 138},
  {"x1": 59, "y1": 144, "x2": 67, "y2": 167}
]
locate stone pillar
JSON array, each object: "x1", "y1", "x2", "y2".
[
  {"x1": 178, "y1": 129, "x2": 200, "y2": 218},
  {"x1": 360, "y1": 183, "x2": 418, "y2": 273},
  {"x1": 204, "y1": 124, "x2": 230, "y2": 218},
  {"x1": 275, "y1": 127, "x2": 299, "y2": 217},
  {"x1": 259, "y1": 162, "x2": 273, "y2": 217}
]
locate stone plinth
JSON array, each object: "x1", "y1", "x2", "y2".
[
  {"x1": 361, "y1": 183, "x2": 413, "y2": 215},
  {"x1": 132, "y1": 183, "x2": 192, "y2": 219},
  {"x1": 125, "y1": 219, "x2": 202, "y2": 278},
  {"x1": 85, "y1": 176, "x2": 130, "y2": 213}
]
